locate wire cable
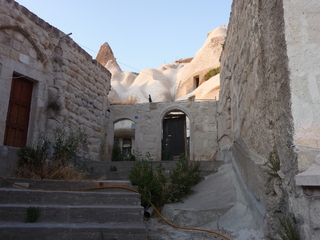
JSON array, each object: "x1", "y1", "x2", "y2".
[{"x1": 0, "y1": 175, "x2": 231, "y2": 240}]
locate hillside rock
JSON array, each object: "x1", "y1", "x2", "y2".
[
  {"x1": 96, "y1": 42, "x2": 122, "y2": 71},
  {"x1": 97, "y1": 25, "x2": 227, "y2": 104}
]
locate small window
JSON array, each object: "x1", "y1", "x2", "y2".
[{"x1": 194, "y1": 75, "x2": 200, "y2": 89}]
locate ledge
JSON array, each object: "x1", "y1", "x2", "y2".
[{"x1": 295, "y1": 164, "x2": 320, "y2": 186}]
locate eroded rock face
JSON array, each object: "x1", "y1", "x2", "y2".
[
  {"x1": 96, "y1": 42, "x2": 122, "y2": 71},
  {"x1": 97, "y1": 26, "x2": 227, "y2": 104}
]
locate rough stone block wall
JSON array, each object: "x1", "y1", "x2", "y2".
[
  {"x1": 218, "y1": 0, "x2": 297, "y2": 236},
  {"x1": 108, "y1": 101, "x2": 218, "y2": 162},
  {"x1": 0, "y1": 0, "x2": 111, "y2": 161}
]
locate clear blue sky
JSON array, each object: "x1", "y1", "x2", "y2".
[{"x1": 16, "y1": 0, "x2": 232, "y2": 72}]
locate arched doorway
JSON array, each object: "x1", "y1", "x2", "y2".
[
  {"x1": 113, "y1": 119, "x2": 135, "y2": 160},
  {"x1": 162, "y1": 111, "x2": 189, "y2": 160}
]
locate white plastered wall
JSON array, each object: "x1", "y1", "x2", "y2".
[{"x1": 283, "y1": 0, "x2": 320, "y2": 171}]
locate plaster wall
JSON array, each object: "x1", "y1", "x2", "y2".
[
  {"x1": 108, "y1": 101, "x2": 218, "y2": 162},
  {"x1": 219, "y1": 0, "x2": 320, "y2": 238},
  {"x1": 283, "y1": 0, "x2": 320, "y2": 172},
  {"x1": 0, "y1": 0, "x2": 111, "y2": 161},
  {"x1": 282, "y1": 1, "x2": 320, "y2": 239},
  {"x1": 219, "y1": 0, "x2": 296, "y2": 235}
]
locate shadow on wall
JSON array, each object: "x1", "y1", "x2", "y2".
[{"x1": 0, "y1": 145, "x2": 19, "y2": 177}]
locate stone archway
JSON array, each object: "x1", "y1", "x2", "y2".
[{"x1": 112, "y1": 119, "x2": 136, "y2": 160}]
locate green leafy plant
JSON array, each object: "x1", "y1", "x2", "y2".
[
  {"x1": 52, "y1": 128, "x2": 85, "y2": 165},
  {"x1": 129, "y1": 155, "x2": 202, "y2": 208},
  {"x1": 25, "y1": 206, "x2": 40, "y2": 223},
  {"x1": 129, "y1": 160, "x2": 166, "y2": 207},
  {"x1": 266, "y1": 147, "x2": 281, "y2": 178},
  {"x1": 47, "y1": 100, "x2": 61, "y2": 112},
  {"x1": 166, "y1": 159, "x2": 201, "y2": 203},
  {"x1": 267, "y1": 216, "x2": 300, "y2": 240},
  {"x1": 16, "y1": 127, "x2": 86, "y2": 180},
  {"x1": 112, "y1": 143, "x2": 125, "y2": 161},
  {"x1": 161, "y1": 150, "x2": 173, "y2": 161},
  {"x1": 204, "y1": 66, "x2": 220, "y2": 80},
  {"x1": 109, "y1": 166, "x2": 117, "y2": 171}
]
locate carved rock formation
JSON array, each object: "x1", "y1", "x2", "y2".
[
  {"x1": 96, "y1": 42, "x2": 122, "y2": 71},
  {"x1": 96, "y1": 25, "x2": 227, "y2": 104}
]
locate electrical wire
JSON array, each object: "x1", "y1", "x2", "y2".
[{"x1": 0, "y1": 175, "x2": 231, "y2": 240}]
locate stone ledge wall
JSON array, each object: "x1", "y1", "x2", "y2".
[
  {"x1": 0, "y1": 0, "x2": 111, "y2": 161},
  {"x1": 108, "y1": 101, "x2": 218, "y2": 162}
]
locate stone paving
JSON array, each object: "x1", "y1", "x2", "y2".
[{"x1": 145, "y1": 215, "x2": 234, "y2": 240}]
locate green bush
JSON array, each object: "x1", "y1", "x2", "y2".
[
  {"x1": 161, "y1": 150, "x2": 173, "y2": 161},
  {"x1": 166, "y1": 159, "x2": 201, "y2": 203},
  {"x1": 112, "y1": 143, "x2": 125, "y2": 161},
  {"x1": 129, "y1": 156, "x2": 202, "y2": 208},
  {"x1": 204, "y1": 66, "x2": 220, "y2": 80},
  {"x1": 16, "y1": 127, "x2": 86, "y2": 180},
  {"x1": 109, "y1": 166, "x2": 117, "y2": 171},
  {"x1": 112, "y1": 144, "x2": 137, "y2": 161},
  {"x1": 265, "y1": 147, "x2": 281, "y2": 178},
  {"x1": 52, "y1": 128, "x2": 84, "y2": 165},
  {"x1": 129, "y1": 160, "x2": 166, "y2": 207},
  {"x1": 25, "y1": 206, "x2": 40, "y2": 223}
]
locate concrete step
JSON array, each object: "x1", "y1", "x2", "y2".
[
  {"x1": 0, "y1": 188, "x2": 141, "y2": 206},
  {"x1": 0, "y1": 204, "x2": 144, "y2": 223},
  {"x1": 0, "y1": 222, "x2": 147, "y2": 240},
  {"x1": 74, "y1": 160, "x2": 225, "y2": 180},
  {"x1": 0, "y1": 178, "x2": 133, "y2": 192},
  {"x1": 0, "y1": 178, "x2": 147, "y2": 239}
]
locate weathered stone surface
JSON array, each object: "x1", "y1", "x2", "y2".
[
  {"x1": 218, "y1": 0, "x2": 320, "y2": 239},
  {"x1": 108, "y1": 101, "x2": 218, "y2": 161},
  {"x1": 105, "y1": 26, "x2": 226, "y2": 104},
  {"x1": 96, "y1": 42, "x2": 122, "y2": 71},
  {"x1": 0, "y1": 0, "x2": 111, "y2": 161}
]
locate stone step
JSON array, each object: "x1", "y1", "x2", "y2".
[
  {"x1": 0, "y1": 204, "x2": 144, "y2": 224},
  {"x1": 0, "y1": 188, "x2": 141, "y2": 206},
  {"x1": 74, "y1": 160, "x2": 224, "y2": 180},
  {"x1": 0, "y1": 222, "x2": 147, "y2": 240},
  {"x1": 0, "y1": 178, "x2": 146, "y2": 239},
  {"x1": 0, "y1": 177, "x2": 133, "y2": 192}
]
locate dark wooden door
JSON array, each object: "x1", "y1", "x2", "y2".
[
  {"x1": 4, "y1": 76, "x2": 33, "y2": 147},
  {"x1": 162, "y1": 115, "x2": 186, "y2": 159}
]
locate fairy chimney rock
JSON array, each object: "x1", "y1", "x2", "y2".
[{"x1": 96, "y1": 42, "x2": 122, "y2": 71}]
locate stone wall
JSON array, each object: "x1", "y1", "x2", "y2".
[
  {"x1": 218, "y1": 0, "x2": 296, "y2": 235},
  {"x1": 283, "y1": 0, "x2": 320, "y2": 172},
  {"x1": 108, "y1": 101, "x2": 218, "y2": 162},
  {"x1": 219, "y1": 0, "x2": 320, "y2": 238},
  {"x1": 0, "y1": 0, "x2": 111, "y2": 161},
  {"x1": 282, "y1": 1, "x2": 320, "y2": 239}
]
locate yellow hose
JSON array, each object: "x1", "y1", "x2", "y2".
[{"x1": 0, "y1": 176, "x2": 231, "y2": 240}]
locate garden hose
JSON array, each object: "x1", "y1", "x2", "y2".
[{"x1": 0, "y1": 176, "x2": 231, "y2": 240}]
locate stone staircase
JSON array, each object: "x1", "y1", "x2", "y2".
[{"x1": 0, "y1": 178, "x2": 146, "y2": 240}]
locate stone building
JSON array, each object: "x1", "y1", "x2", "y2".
[
  {"x1": 0, "y1": 0, "x2": 111, "y2": 166},
  {"x1": 218, "y1": 0, "x2": 320, "y2": 238},
  {"x1": 107, "y1": 101, "x2": 218, "y2": 162},
  {"x1": 2, "y1": 0, "x2": 320, "y2": 238}
]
